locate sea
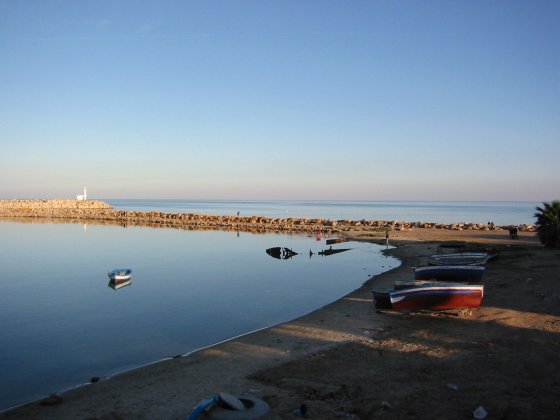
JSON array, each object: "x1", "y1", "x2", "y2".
[
  {"x1": 105, "y1": 199, "x2": 539, "y2": 226},
  {"x1": 0, "y1": 219, "x2": 397, "y2": 412}
]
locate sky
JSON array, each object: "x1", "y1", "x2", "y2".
[{"x1": 0, "y1": 0, "x2": 558, "y2": 201}]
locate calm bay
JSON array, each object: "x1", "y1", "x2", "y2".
[{"x1": 0, "y1": 220, "x2": 397, "y2": 411}]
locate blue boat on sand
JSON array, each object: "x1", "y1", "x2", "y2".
[{"x1": 414, "y1": 265, "x2": 485, "y2": 282}]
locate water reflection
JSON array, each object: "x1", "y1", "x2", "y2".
[
  {"x1": 265, "y1": 246, "x2": 353, "y2": 259},
  {"x1": 108, "y1": 279, "x2": 132, "y2": 290},
  {"x1": 0, "y1": 221, "x2": 399, "y2": 411},
  {"x1": 317, "y1": 247, "x2": 352, "y2": 257},
  {"x1": 265, "y1": 247, "x2": 298, "y2": 260}
]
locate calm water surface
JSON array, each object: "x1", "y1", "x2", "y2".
[
  {"x1": 0, "y1": 221, "x2": 398, "y2": 411},
  {"x1": 105, "y1": 199, "x2": 539, "y2": 226}
]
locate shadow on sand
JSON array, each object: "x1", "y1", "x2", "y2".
[{"x1": 248, "y1": 245, "x2": 560, "y2": 419}]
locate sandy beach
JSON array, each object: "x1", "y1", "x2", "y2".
[{"x1": 2, "y1": 227, "x2": 559, "y2": 419}]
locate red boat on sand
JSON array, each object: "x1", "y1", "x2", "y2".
[{"x1": 389, "y1": 284, "x2": 484, "y2": 311}]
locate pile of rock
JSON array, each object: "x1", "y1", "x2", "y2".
[{"x1": 0, "y1": 199, "x2": 111, "y2": 210}]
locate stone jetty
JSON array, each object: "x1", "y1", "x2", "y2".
[{"x1": 0, "y1": 199, "x2": 536, "y2": 234}]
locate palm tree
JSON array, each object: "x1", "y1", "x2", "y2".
[{"x1": 534, "y1": 200, "x2": 560, "y2": 248}]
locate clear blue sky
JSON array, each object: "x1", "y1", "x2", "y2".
[{"x1": 1, "y1": 1, "x2": 558, "y2": 201}]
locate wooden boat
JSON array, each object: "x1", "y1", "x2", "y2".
[
  {"x1": 372, "y1": 283, "x2": 483, "y2": 311},
  {"x1": 427, "y1": 252, "x2": 489, "y2": 266},
  {"x1": 414, "y1": 265, "x2": 485, "y2": 282},
  {"x1": 108, "y1": 269, "x2": 132, "y2": 281},
  {"x1": 108, "y1": 278, "x2": 132, "y2": 290},
  {"x1": 390, "y1": 284, "x2": 484, "y2": 311}
]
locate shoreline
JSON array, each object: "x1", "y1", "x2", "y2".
[
  {"x1": 1, "y1": 235, "x2": 414, "y2": 418},
  {"x1": 2, "y1": 206, "x2": 558, "y2": 418}
]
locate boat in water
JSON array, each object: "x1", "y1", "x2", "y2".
[
  {"x1": 414, "y1": 265, "x2": 485, "y2": 282},
  {"x1": 108, "y1": 269, "x2": 132, "y2": 281}
]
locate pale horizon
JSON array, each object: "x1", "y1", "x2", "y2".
[{"x1": 0, "y1": 192, "x2": 546, "y2": 204}]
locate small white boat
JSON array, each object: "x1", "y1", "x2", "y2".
[{"x1": 108, "y1": 269, "x2": 132, "y2": 281}]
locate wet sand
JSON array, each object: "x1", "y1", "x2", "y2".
[{"x1": 2, "y1": 229, "x2": 559, "y2": 419}]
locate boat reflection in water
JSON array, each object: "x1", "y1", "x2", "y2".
[
  {"x1": 108, "y1": 278, "x2": 132, "y2": 290},
  {"x1": 266, "y1": 246, "x2": 353, "y2": 260},
  {"x1": 265, "y1": 247, "x2": 298, "y2": 260},
  {"x1": 318, "y1": 247, "x2": 351, "y2": 256}
]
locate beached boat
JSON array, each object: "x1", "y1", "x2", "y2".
[
  {"x1": 427, "y1": 252, "x2": 489, "y2": 266},
  {"x1": 108, "y1": 269, "x2": 132, "y2": 281},
  {"x1": 390, "y1": 284, "x2": 484, "y2": 311},
  {"x1": 108, "y1": 278, "x2": 132, "y2": 290},
  {"x1": 394, "y1": 280, "x2": 468, "y2": 289},
  {"x1": 372, "y1": 283, "x2": 483, "y2": 311},
  {"x1": 414, "y1": 265, "x2": 485, "y2": 282}
]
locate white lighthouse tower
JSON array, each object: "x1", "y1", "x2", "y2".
[{"x1": 76, "y1": 187, "x2": 87, "y2": 201}]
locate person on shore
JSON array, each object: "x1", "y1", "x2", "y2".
[{"x1": 509, "y1": 226, "x2": 519, "y2": 239}]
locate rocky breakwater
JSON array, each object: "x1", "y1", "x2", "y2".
[
  {"x1": 0, "y1": 199, "x2": 112, "y2": 211},
  {"x1": 0, "y1": 200, "x2": 536, "y2": 234},
  {"x1": 0, "y1": 199, "x2": 112, "y2": 216},
  {"x1": 0, "y1": 200, "x2": 337, "y2": 233}
]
